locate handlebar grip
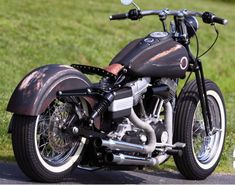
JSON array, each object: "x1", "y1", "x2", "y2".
[
  {"x1": 110, "y1": 9, "x2": 142, "y2": 21},
  {"x1": 202, "y1": 12, "x2": 228, "y2": 25},
  {"x1": 212, "y1": 16, "x2": 228, "y2": 25},
  {"x1": 109, "y1": 13, "x2": 128, "y2": 20}
]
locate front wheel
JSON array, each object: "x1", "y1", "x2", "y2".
[
  {"x1": 173, "y1": 80, "x2": 226, "y2": 180},
  {"x1": 11, "y1": 98, "x2": 89, "y2": 182}
]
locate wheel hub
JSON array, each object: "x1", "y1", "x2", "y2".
[{"x1": 48, "y1": 103, "x2": 75, "y2": 153}]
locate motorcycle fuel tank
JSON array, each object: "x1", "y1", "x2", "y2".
[{"x1": 110, "y1": 32, "x2": 189, "y2": 78}]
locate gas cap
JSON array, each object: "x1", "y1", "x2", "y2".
[{"x1": 150, "y1": 32, "x2": 168, "y2": 38}]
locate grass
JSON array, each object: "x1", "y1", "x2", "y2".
[
  {"x1": 0, "y1": 0, "x2": 234, "y2": 173},
  {"x1": 214, "y1": 0, "x2": 235, "y2": 3}
]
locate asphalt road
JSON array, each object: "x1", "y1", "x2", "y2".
[{"x1": 0, "y1": 162, "x2": 234, "y2": 184}]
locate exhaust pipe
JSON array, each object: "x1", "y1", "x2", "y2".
[
  {"x1": 94, "y1": 108, "x2": 157, "y2": 154},
  {"x1": 94, "y1": 102, "x2": 174, "y2": 166},
  {"x1": 94, "y1": 102, "x2": 173, "y2": 155},
  {"x1": 106, "y1": 153, "x2": 158, "y2": 166},
  {"x1": 94, "y1": 138, "x2": 146, "y2": 153},
  {"x1": 129, "y1": 109, "x2": 156, "y2": 154}
]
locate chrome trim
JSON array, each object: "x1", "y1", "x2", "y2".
[
  {"x1": 106, "y1": 153, "x2": 158, "y2": 166},
  {"x1": 95, "y1": 138, "x2": 145, "y2": 153},
  {"x1": 108, "y1": 97, "x2": 133, "y2": 112}
]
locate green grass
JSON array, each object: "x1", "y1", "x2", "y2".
[
  {"x1": 0, "y1": 0, "x2": 234, "y2": 173},
  {"x1": 214, "y1": 0, "x2": 235, "y2": 3}
]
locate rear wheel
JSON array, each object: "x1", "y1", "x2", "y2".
[
  {"x1": 11, "y1": 98, "x2": 88, "y2": 182},
  {"x1": 173, "y1": 80, "x2": 226, "y2": 180}
]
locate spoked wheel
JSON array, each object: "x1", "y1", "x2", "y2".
[
  {"x1": 173, "y1": 80, "x2": 226, "y2": 180},
  {"x1": 11, "y1": 98, "x2": 89, "y2": 182}
]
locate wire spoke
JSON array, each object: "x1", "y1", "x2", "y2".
[{"x1": 35, "y1": 98, "x2": 84, "y2": 166}]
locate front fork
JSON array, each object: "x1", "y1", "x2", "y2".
[
  {"x1": 194, "y1": 59, "x2": 213, "y2": 136},
  {"x1": 184, "y1": 43, "x2": 214, "y2": 136}
]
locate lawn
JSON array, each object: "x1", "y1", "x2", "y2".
[{"x1": 0, "y1": 0, "x2": 234, "y2": 173}]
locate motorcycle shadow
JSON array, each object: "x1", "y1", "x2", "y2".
[
  {"x1": 0, "y1": 162, "x2": 183, "y2": 184},
  {"x1": 65, "y1": 168, "x2": 183, "y2": 184}
]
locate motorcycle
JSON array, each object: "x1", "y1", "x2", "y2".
[{"x1": 7, "y1": 0, "x2": 228, "y2": 182}]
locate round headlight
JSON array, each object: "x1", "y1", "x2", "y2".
[{"x1": 184, "y1": 16, "x2": 199, "y2": 38}]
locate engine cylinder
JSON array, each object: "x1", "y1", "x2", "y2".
[{"x1": 108, "y1": 78, "x2": 150, "y2": 119}]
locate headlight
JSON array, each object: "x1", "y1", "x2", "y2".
[{"x1": 184, "y1": 16, "x2": 199, "y2": 38}]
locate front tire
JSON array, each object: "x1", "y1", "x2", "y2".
[
  {"x1": 11, "y1": 99, "x2": 88, "y2": 182},
  {"x1": 173, "y1": 80, "x2": 226, "y2": 180}
]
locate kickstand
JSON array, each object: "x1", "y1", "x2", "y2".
[{"x1": 77, "y1": 165, "x2": 103, "y2": 172}]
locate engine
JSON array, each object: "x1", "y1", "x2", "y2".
[
  {"x1": 107, "y1": 77, "x2": 176, "y2": 119},
  {"x1": 150, "y1": 78, "x2": 177, "y2": 102},
  {"x1": 108, "y1": 118, "x2": 147, "y2": 145},
  {"x1": 105, "y1": 77, "x2": 175, "y2": 148},
  {"x1": 93, "y1": 77, "x2": 176, "y2": 167},
  {"x1": 108, "y1": 117, "x2": 168, "y2": 146}
]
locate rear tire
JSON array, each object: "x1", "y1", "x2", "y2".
[
  {"x1": 173, "y1": 80, "x2": 226, "y2": 180},
  {"x1": 11, "y1": 99, "x2": 88, "y2": 182}
]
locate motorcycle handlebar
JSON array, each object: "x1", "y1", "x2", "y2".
[{"x1": 110, "y1": 9, "x2": 228, "y2": 25}]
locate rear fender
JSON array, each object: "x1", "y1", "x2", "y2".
[{"x1": 7, "y1": 64, "x2": 91, "y2": 116}]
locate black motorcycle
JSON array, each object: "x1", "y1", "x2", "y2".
[{"x1": 7, "y1": 0, "x2": 227, "y2": 182}]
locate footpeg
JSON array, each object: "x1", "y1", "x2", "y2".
[
  {"x1": 155, "y1": 142, "x2": 186, "y2": 149},
  {"x1": 173, "y1": 142, "x2": 186, "y2": 149},
  {"x1": 165, "y1": 149, "x2": 183, "y2": 157},
  {"x1": 77, "y1": 165, "x2": 101, "y2": 171}
]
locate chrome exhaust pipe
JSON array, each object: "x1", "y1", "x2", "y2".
[
  {"x1": 106, "y1": 153, "x2": 158, "y2": 166},
  {"x1": 129, "y1": 109, "x2": 156, "y2": 154},
  {"x1": 94, "y1": 138, "x2": 146, "y2": 153},
  {"x1": 94, "y1": 102, "x2": 174, "y2": 165},
  {"x1": 155, "y1": 102, "x2": 173, "y2": 164},
  {"x1": 94, "y1": 107, "x2": 157, "y2": 154}
]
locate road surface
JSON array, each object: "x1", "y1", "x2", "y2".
[{"x1": 0, "y1": 162, "x2": 234, "y2": 184}]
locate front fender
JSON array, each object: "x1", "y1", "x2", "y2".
[{"x1": 7, "y1": 64, "x2": 91, "y2": 116}]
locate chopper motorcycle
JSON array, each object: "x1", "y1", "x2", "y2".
[{"x1": 6, "y1": 0, "x2": 228, "y2": 182}]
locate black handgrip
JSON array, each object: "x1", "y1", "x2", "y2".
[
  {"x1": 202, "y1": 12, "x2": 228, "y2": 25},
  {"x1": 109, "y1": 13, "x2": 128, "y2": 20},
  {"x1": 212, "y1": 16, "x2": 228, "y2": 25},
  {"x1": 110, "y1": 9, "x2": 142, "y2": 21}
]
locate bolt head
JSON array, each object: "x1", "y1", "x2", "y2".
[{"x1": 72, "y1": 127, "x2": 79, "y2": 134}]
